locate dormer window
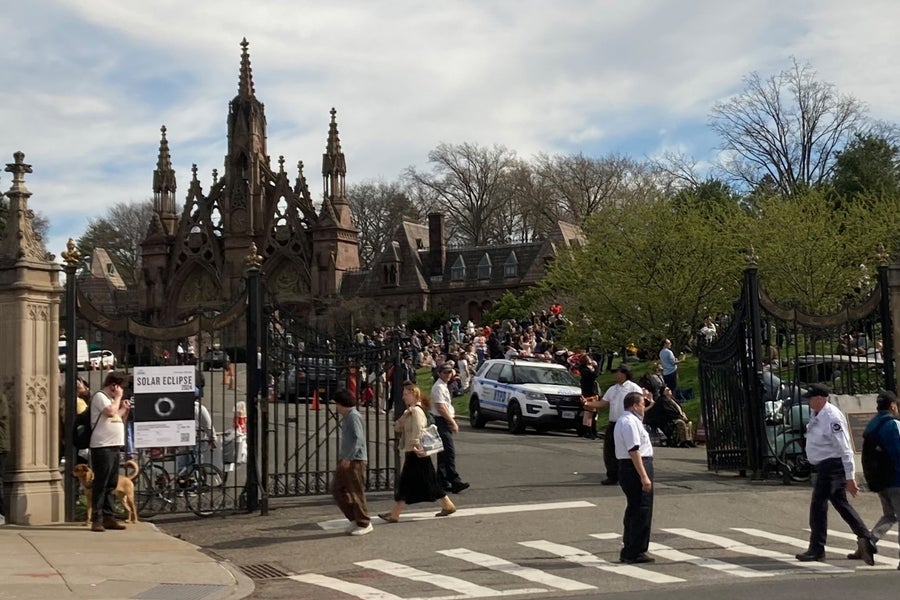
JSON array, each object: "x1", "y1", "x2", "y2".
[
  {"x1": 451, "y1": 255, "x2": 466, "y2": 281},
  {"x1": 415, "y1": 238, "x2": 424, "y2": 250},
  {"x1": 383, "y1": 263, "x2": 399, "y2": 286},
  {"x1": 503, "y1": 251, "x2": 518, "y2": 277},
  {"x1": 107, "y1": 263, "x2": 116, "y2": 276},
  {"x1": 477, "y1": 253, "x2": 492, "y2": 280}
]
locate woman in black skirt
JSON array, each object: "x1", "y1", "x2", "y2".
[{"x1": 378, "y1": 382, "x2": 456, "y2": 522}]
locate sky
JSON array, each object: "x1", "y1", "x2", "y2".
[{"x1": 2, "y1": 0, "x2": 900, "y2": 263}]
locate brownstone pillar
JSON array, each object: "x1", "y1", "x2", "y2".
[{"x1": 0, "y1": 152, "x2": 64, "y2": 524}]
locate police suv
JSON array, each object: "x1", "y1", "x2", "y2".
[{"x1": 469, "y1": 358, "x2": 583, "y2": 434}]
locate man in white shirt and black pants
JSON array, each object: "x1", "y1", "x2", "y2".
[
  {"x1": 796, "y1": 383, "x2": 877, "y2": 564},
  {"x1": 613, "y1": 391, "x2": 655, "y2": 564}
]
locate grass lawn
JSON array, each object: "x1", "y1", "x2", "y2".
[
  {"x1": 415, "y1": 368, "x2": 471, "y2": 416},
  {"x1": 416, "y1": 358, "x2": 702, "y2": 427}
]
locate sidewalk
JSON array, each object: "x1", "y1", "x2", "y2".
[{"x1": 0, "y1": 521, "x2": 254, "y2": 600}]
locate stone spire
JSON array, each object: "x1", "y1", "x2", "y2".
[
  {"x1": 152, "y1": 125, "x2": 177, "y2": 236},
  {"x1": 321, "y1": 108, "x2": 351, "y2": 226},
  {"x1": 237, "y1": 37, "x2": 255, "y2": 98},
  {"x1": 0, "y1": 151, "x2": 51, "y2": 263}
]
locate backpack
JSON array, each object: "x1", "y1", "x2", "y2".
[
  {"x1": 72, "y1": 398, "x2": 103, "y2": 450},
  {"x1": 861, "y1": 418, "x2": 895, "y2": 493}
]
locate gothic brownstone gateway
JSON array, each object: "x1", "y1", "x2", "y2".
[{"x1": 137, "y1": 40, "x2": 582, "y2": 329}]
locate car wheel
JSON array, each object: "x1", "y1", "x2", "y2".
[
  {"x1": 469, "y1": 396, "x2": 487, "y2": 429},
  {"x1": 507, "y1": 402, "x2": 525, "y2": 435}
]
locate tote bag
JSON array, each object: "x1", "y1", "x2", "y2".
[{"x1": 419, "y1": 424, "x2": 444, "y2": 456}]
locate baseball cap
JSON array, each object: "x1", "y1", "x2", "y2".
[
  {"x1": 439, "y1": 362, "x2": 455, "y2": 373},
  {"x1": 801, "y1": 383, "x2": 831, "y2": 398}
]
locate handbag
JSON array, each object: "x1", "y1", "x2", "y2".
[{"x1": 419, "y1": 424, "x2": 444, "y2": 456}]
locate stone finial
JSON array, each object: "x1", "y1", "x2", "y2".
[
  {"x1": 745, "y1": 244, "x2": 759, "y2": 267},
  {"x1": 245, "y1": 242, "x2": 263, "y2": 269},
  {"x1": 278, "y1": 155, "x2": 285, "y2": 173},
  {"x1": 1, "y1": 151, "x2": 53, "y2": 263},
  {"x1": 212, "y1": 168, "x2": 219, "y2": 185},
  {"x1": 60, "y1": 238, "x2": 81, "y2": 266},
  {"x1": 876, "y1": 243, "x2": 890, "y2": 267}
]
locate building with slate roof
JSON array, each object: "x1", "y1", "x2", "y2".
[{"x1": 340, "y1": 213, "x2": 584, "y2": 326}]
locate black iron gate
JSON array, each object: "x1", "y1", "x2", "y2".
[
  {"x1": 260, "y1": 291, "x2": 400, "y2": 503},
  {"x1": 698, "y1": 262, "x2": 893, "y2": 481},
  {"x1": 65, "y1": 287, "x2": 252, "y2": 519}
]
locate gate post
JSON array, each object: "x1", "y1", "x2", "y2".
[
  {"x1": 743, "y1": 260, "x2": 764, "y2": 477},
  {"x1": 877, "y1": 258, "x2": 895, "y2": 392},
  {"x1": 243, "y1": 244, "x2": 263, "y2": 513},
  {"x1": 0, "y1": 152, "x2": 64, "y2": 524},
  {"x1": 61, "y1": 240, "x2": 80, "y2": 522}
]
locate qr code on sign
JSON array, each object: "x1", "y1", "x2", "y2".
[{"x1": 180, "y1": 433, "x2": 190, "y2": 443}]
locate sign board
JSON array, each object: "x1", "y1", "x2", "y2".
[
  {"x1": 846, "y1": 412, "x2": 877, "y2": 453},
  {"x1": 133, "y1": 365, "x2": 195, "y2": 448}
]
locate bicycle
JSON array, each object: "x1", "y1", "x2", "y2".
[{"x1": 136, "y1": 447, "x2": 228, "y2": 518}]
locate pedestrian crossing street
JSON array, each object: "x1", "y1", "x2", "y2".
[{"x1": 290, "y1": 527, "x2": 899, "y2": 599}]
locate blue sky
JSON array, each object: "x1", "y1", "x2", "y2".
[{"x1": 2, "y1": 0, "x2": 900, "y2": 262}]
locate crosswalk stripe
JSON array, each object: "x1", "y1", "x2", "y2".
[
  {"x1": 663, "y1": 528, "x2": 851, "y2": 573},
  {"x1": 356, "y1": 559, "x2": 545, "y2": 597},
  {"x1": 588, "y1": 533, "x2": 772, "y2": 578},
  {"x1": 519, "y1": 540, "x2": 684, "y2": 584},
  {"x1": 739, "y1": 528, "x2": 895, "y2": 569},
  {"x1": 797, "y1": 529, "x2": 900, "y2": 567},
  {"x1": 649, "y1": 541, "x2": 774, "y2": 578},
  {"x1": 437, "y1": 548, "x2": 597, "y2": 591},
  {"x1": 820, "y1": 528, "x2": 900, "y2": 553},
  {"x1": 289, "y1": 573, "x2": 405, "y2": 600},
  {"x1": 318, "y1": 501, "x2": 596, "y2": 530}
]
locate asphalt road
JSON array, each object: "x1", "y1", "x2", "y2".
[{"x1": 152, "y1": 422, "x2": 899, "y2": 600}]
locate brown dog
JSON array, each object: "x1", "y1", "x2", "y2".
[{"x1": 73, "y1": 459, "x2": 140, "y2": 524}]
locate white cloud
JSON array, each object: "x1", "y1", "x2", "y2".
[{"x1": 2, "y1": 0, "x2": 900, "y2": 258}]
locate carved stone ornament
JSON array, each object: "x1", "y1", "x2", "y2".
[
  {"x1": 1, "y1": 151, "x2": 54, "y2": 263},
  {"x1": 179, "y1": 271, "x2": 218, "y2": 305},
  {"x1": 245, "y1": 242, "x2": 263, "y2": 269}
]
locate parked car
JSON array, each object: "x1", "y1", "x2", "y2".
[
  {"x1": 278, "y1": 356, "x2": 338, "y2": 401},
  {"x1": 58, "y1": 338, "x2": 90, "y2": 371},
  {"x1": 89, "y1": 349, "x2": 117, "y2": 370},
  {"x1": 202, "y1": 349, "x2": 231, "y2": 371},
  {"x1": 469, "y1": 358, "x2": 584, "y2": 434}
]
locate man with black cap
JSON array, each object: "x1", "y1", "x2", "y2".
[
  {"x1": 796, "y1": 383, "x2": 877, "y2": 564},
  {"x1": 590, "y1": 364, "x2": 643, "y2": 486},
  {"x1": 854, "y1": 391, "x2": 900, "y2": 568}
]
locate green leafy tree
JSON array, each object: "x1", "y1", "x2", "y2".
[
  {"x1": 746, "y1": 188, "x2": 900, "y2": 312},
  {"x1": 483, "y1": 288, "x2": 542, "y2": 325},
  {"x1": 541, "y1": 195, "x2": 747, "y2": 353},
  {"x1": 831, "y1": 133, "x2": 900, "y2": 201}
]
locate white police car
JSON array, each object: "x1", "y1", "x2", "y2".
[{"x1": 469, "y1": 358, "x2": 583, "y2": 434}]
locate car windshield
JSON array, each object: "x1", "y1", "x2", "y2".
[{"x1": 513, "y1": 365, "x2": 578, "y2": 386}]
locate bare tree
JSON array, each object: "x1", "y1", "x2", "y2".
[
  {"x1": 347, "y1": 179, "x2": 419, "y2": 269},
  {"x1": 77, "y1": 200, "x2": 155, "y2": 287},
  {"x1": 404, "y1": 143, "x2": 518, "y2": 246},
  {"x1": 532, "y1": 152, "x2": 637, "y2": 223},
  {"x1": 710, "y1": 58, "x2": 867, "y2": 196}
]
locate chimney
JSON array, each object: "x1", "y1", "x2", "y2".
[{"x1": 428, "y1": 212, "x2": 446, "y2": 277}]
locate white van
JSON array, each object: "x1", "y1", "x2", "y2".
[{"x1": 58, "y1": 338, "x2": 90, "y2": 371}]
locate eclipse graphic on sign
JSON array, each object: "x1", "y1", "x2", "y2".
[{"x1": 134, "y1": 391, "x2": 194, "y2": 422}]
